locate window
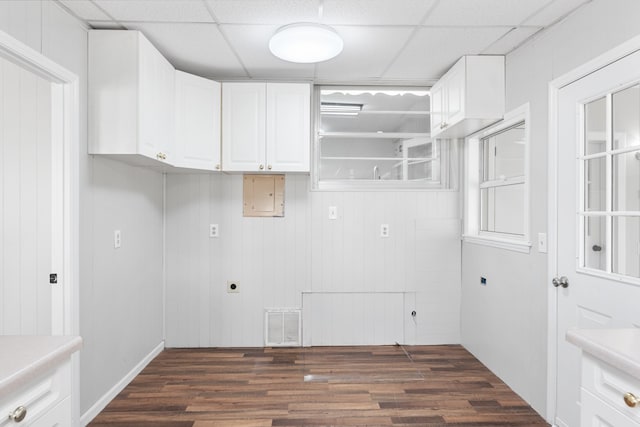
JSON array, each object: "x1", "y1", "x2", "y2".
[
  {"x1": 581, "y1": 83, "x2": 640, "y2": 279},
  {"x1": 313, "y1": 86, "x2": 457, "y2": 190},
  {"x1": 464, "y1": 104, "x2": 530, "y2": 252}
]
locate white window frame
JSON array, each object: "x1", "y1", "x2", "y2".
[{"x1": 463, "y1": 103, "x2": 531, "y2": 253}]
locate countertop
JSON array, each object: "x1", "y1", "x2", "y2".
[
  {"x1": 0, "y1": 335, "x2": 82, "y2": 396},
  {"x1": 566, "y1": 328, "x2": 640, "y2": 380}
]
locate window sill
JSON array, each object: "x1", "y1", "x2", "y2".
[{"x1": 462, "y1": 234, "x2": 532, "y2": 254}]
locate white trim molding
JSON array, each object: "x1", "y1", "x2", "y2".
[{"x1": 546, "y1": 33, "x2": 640, "y2": 424}]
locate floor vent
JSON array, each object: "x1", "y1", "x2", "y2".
[{"x1": 265, "y1": 308, "x2": 301, "y2": 347}]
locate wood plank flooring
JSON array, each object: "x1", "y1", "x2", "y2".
[{"x1": 90, "y1": 345, "x2": 549, "y2": 427}]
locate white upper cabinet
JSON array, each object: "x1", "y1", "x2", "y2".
[
  {"x1": 222, "y1": 82, "x2": 311, "y2": 172},
  {"x1": 266, "y1": 83, "x2": 311, "y2": 172},
  {"x1": 222, "y1": 82, "x2": 267, "y2": 172},
  {"x1": 430, "y1": 55, "x2": 505, "y2": 139},
  {"x1": 174, "y1": 71, "x2": 221, "y2": 171},
  {"x1": 88, "y1": 30, "x2": 175, "y2": 164}
]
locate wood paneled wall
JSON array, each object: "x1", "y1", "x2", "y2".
[
  {"x1": 0, "y1": 56, "x2": 52, "y2": 335},
  {"x1": 165, "y1": 174, "x2": 461, "y2": 347}
]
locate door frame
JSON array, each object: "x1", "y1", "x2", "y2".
[
  {"x1": 0, "y1": 28, "x2": 80, "y2": 421},
  {"x1": 546, "y1": 34, "x2": 640, "y2": 423}
]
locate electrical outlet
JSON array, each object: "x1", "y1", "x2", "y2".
[
  {"x1": 328, "y1": 206, "x2": 338, "y2": 220},
  {"x1": 227, "y1": 281, "x2": 240, "y2": 293},
  {"x1": 209, "y1": 224, "x2": 219, "y2": 238},
  {"x1": 380, "y1": 224, "x2": 390, "y2": 238},
  {"x1": 114, "y1": 230, "x2": 121, "y2": 249},
  {"x1": 480, "y1": 277, "x2": 487, "y2": 286}
]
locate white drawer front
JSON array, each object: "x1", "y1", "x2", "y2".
[
  {"x1": 583, "y1": 354, "x2": 640, "y2": 423},
  {"x1": 0, "y1": 361, "x2": 70, "y2": 426},
  {"x1": 582, "y1": 389, "x2": 638, "y2": 427},
  {"x1": 30, "y1": 396, "x2": 70, "y2": 427}
]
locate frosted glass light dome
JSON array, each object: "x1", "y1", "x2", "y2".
[{"x1": 269, "y1": 23, "x2": 343, "y2": 63}]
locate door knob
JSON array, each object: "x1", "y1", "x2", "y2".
[{"x1": 552, "y1": 276, "x2": 569, "y2": 288}]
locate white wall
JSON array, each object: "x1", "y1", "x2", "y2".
[
  {"x1": 460, "y1": 0, "x2": 640, "y2": 417},
  {"x1": 0, "y1": 1, "x2": 165, "y2": 419},
  {"x1": 165, "y1": 174, "x2": 461, "y2": 348}
]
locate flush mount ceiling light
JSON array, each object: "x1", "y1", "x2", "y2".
[{"x1": 269, "y1": 23, "x2": 343, "y2": 63}]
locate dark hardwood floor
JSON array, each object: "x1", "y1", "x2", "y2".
[{"x1": 90, "y1": 345, "x2": 549, "y2": 427}]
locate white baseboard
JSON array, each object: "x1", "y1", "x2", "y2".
[{"x1": 80, "y1": 341, "x2": 164, "y2": 426}]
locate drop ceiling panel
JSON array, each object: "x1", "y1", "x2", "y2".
[
  {"x1": 523, "y1": 0, "x2": 590, "y2": 26},
  {"x1": 94, "y1": 0, "x2": 214, "y2": 23},
  {"x1": 122, "y1": 23, "x2": 246, "y2": 79},
  {"x1": 321, "y1": 0, "x2": 437, "y2": 25},
  {"x1": 424, "y1": 0, "x2": 551, "y2": 26},
  {"x1": 59, "y1": 0, "x2": 112, "y2": 21},
  {"x1": 315, "y1": 26, "x2": 414, "y2": 81},
  {"x1": 221, "y1": 25, "x2": 315, "y2": 79},
  {"x1": 206, "y1": 0, "x2": 319, "y2": 24},
  {"x1": 482, "y1": 26, "x2": 542, "y2": 54},
  {"x1": 383, "y1": 27, "x2": 510, "y2": 81}
]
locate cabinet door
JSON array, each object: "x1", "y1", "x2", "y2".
[
  {"x1": 138, "y1": 34, "x2": 175, "y2": 162},
  {"x1": 430, "y1": 82, "x2": 445, "y2": 135},
  {"x1": 266, "y1": 83, "x2": 310, "y2": 172},
  {"x1": 445, "y1": 59, "x2": 466, "y2": 126},
  {"x1": 222, "y1": 82, "x2": 266, "y2": 171},
  {"x1": 175, "y1": 71, "x2": 221, "y2": 171}
]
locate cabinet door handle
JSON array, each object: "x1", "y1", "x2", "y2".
[
  {"x1": 215, "y1": 164, "x2": 220, "y2": 170},
  {"x1": 268, "y1": 165, "x2": 272, "y2": 170},
  {"x1": 624, "y1": 392, "x2": 638, "y2": 408},
  {"x1": 259, "y1": 164, "x2": 264, "y2": 170},
  {"x1": 10, "y1": 406, "x2": 27, "y2": 422}
]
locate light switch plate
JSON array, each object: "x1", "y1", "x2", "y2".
[
  {"x1": 328, "y1": 206, "x2": 337, "y2": 220},
  {"x1": 538, "y1": 232, "x2": 547, "y2": 253},
  {"x1": 210, "y1": 224, "x2": 219, "y2": 238}
]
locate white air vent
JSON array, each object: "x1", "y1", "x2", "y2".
[{"x1": 265, "y1": 308, "x2": 301, "y2": 347}]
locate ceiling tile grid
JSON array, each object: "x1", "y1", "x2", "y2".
[
  {"x1": 122, "y1": 22, "x2": 247, "y2": 79},
  {"x1": 321, "y1": 0, "x2": 438, "y2": 25},
  {"x1": 56, "y1": 0, "x2": 592, "y2": 83},
  {"x1": 93, "y1": 0, "x2": 215, "y2": 23},
  {"x1": 383, "y1": 27, "x2": 511, "y2": 81},
  {"x1": 204, "y1": 0, "x2": 320, "y2": 24},
  {"x1": 59, "y1": 0, "x2": 112, "y2": 21},
  {"x1": 423, "y1": 0, "x2": 552, "y2": 26}
]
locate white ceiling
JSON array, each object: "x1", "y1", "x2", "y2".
[{"x1": 58, "y1": 0, "x2": 591, "y2": 85}]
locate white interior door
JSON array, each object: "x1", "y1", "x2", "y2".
[
  {"x1": 555, "y1": 49, "x2": 640, "y2": 427},
  {"x1": 0, "y1": 55, "x2": 59, "y2": 335}
]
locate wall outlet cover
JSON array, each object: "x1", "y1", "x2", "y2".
[
  {"x1": 380, "y1": 224, "x2": 390, "y2": 238},
  {"x1": 114, "y1": 230, "x2": 121, "y2": 249},
  {"x1": 210, "y1": 224, "x2": 219, "y2": 238}
]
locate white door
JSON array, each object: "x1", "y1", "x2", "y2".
[
  {"x1": 0, "y1": 56, "x2": 59, "y2": 335},
  {"x1": 555, "y1": 49, "x2": 640, "y2": 427}
]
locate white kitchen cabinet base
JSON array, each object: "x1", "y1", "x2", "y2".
[{"x1": 567, "y1": 329, "x2": 640, "y2": 427}]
